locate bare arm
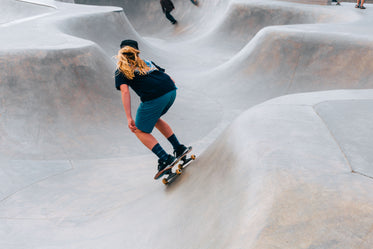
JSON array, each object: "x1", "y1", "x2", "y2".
[{"x1": 120, "y1": 84, "x2": 137, "y2": 132}]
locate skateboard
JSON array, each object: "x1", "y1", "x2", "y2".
[
  {"x1": 190, "y1": 0, "x2": 199, "y2": 6},
  {"x1": 154, "y1": 146, "x2": 196, "y2": 185}
]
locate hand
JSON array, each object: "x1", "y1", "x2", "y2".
[{"x1": 127, "y1": 118, "x2": 137, "y2": 133}]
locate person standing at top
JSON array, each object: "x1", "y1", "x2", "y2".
[
  {"x1": 160, "y1": 0, "x2": 178, "y2": 24},
  {"x1": 115, "y1": 40, "x2": 190, "y2": 179}
]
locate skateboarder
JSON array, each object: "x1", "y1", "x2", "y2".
[
  {"x1": 160, "y1": 0, "x2": 177, "y2": 24},
  {"x1": 115, "y1": 39, "x2": 188, "y2": 179}
]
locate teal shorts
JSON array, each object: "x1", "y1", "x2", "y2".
[{"x1": 135, "y1": 90, "x2": 177, "y2": 133}]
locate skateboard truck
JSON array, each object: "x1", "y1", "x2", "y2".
[{"x1": 162, "y1": 154, "x2": 196, "y2": 185}]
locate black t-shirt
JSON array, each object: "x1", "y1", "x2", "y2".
[{"x1": 115, "y1": 60, "x2": 177, "y2": 102}]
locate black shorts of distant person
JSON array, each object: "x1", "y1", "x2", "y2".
[{"x1": 160, "y1": 0, "x2": 178, "y2": 24}]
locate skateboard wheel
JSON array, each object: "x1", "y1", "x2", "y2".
[
  {"x1": 178, "y1": 164, "x2": 183, "y2": 170},
  {"x1": 162, "y1": 178, "x2": 168, "y2": 185},
  {"x1": 191, "y1": 154, "x2": 196, "y2": 160},
  {"x1": 176, "y1": 169, "x2": 182, "y2": 175}
]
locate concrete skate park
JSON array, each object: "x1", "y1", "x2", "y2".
[{"x1": 1, "y1": 0, "x2": 373, "y2": 248}]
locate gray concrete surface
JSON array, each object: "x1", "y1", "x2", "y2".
[{"x1": 1, "y1": 0, "x2": 373, "y2": 248}]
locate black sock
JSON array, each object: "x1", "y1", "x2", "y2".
[
  {"x1": 151, "y1": 143, "x2": 169, "y2": 162},
  {"x1": 167, "y1": 134, "x2": 181, "y2": 150}
]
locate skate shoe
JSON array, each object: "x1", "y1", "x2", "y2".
[
  {"x1": 155, "y1": 155, "x2": 177, "y2": 179},
  {"x1": 173, "y1": 145, "x2": 191, "y2": 159}
]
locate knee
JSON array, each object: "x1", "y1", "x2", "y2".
[{"x1": 134, "y1": 128, "x2": 148, "y2": 135}]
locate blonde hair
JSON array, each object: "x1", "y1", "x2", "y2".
[{"x1": 116, "y1": 46, "x2": 150, "y2": 80}]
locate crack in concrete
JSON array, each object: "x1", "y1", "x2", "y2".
[
  {"x1": 313, "y1": 101, "x2": 373, "y2": 181},
  {"x1": 352, "y1": 170, "x2": 373, "y2": 180},
  {"x1": 313, "y1": 105, "x2": 354, "y2": 172}
]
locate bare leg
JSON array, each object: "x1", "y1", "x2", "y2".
[
  {"x1": 134, "y1": 129, "x2": 158, "y2": 150},
  {"x1": 155, "y1": 118, "x2": 184, "y2": 153},
  {"x1": 155, "y1": 118, "x2": 174, "y2": 139},
  {"x1": 361, "y1": 0, "x2": 365, "y2": 6}
]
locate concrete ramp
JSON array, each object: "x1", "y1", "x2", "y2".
[{"x1": 1, "y1": 0, "x2": 373, "y2": 248}]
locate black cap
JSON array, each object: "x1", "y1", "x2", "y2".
[{"x1": 120, "y1": 40, "x2": 139, "y2": 49}]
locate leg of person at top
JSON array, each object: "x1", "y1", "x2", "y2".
[
  {"x1": 165, "y1": 11, "x2": 177, "y2": 24},
  {"x1": 155, "y1": 119, "x2": 189, "y2": 158},
  {"x1": 360, "y1": 0, "x2": 366, "y2": 8}
]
